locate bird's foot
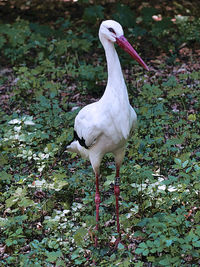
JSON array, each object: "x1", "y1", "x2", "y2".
[
  {"x1": 114, "y1": 237, "x2": 120, "y2": 249},
  {"x1": 113, "y1": 237, "x2": 127, "y2": 250}
]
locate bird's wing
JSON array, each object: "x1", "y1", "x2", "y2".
[{"x1": 74, "y1": 102, "x2": 103, "y2": 148}]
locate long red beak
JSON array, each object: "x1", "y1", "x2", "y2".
[{"x1": 116, "y1": 35, "x2": 149, "y2": 71}]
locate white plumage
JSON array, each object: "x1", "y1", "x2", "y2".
[
  {"x1": 67, "y1": 20, "x2": 141, "y2": 174},
  {"x1": 67, "y1": 20, "x2": 149, "y2": 246}
]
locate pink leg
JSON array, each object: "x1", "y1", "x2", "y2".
[
  {"x1": 113, "y1": 165, "x2": 123, "y2": 249},
  {"x1": 114, "y1": 165, "x2": 120, "y2": 235},
  {"x1": 95, "y1": 172, "x2": 101, "y2": 247}
]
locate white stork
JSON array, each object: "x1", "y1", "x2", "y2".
[{"x1": 67, "y1": 20, "x2": 149, "y2": 247}]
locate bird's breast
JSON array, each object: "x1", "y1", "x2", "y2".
[{"x1": 89, "y1": 133, "x2": 126, "y2": 157}]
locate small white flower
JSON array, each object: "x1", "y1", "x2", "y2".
[
  {"x1": 110, "y1": 236, "x2": 116, "y2": 243},
  {"x1": 14, "y1": 126, "x2": 21, "y2": 132},
  {"x1": 8, "y1": 118, "x2": 21, "y2": 124},
  {"x1": 158, "y1": 185, "x2": 166, "y2": 190},
  {"x1": 168, "y1": 186, "x2": 177, "y2": 192},
  {"x1": 63, "y1": 210, "x2": 70, "y2": 215}
]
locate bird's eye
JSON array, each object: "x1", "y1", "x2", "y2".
[{"x1": 108, "y1": 27, "x2": 116, "y2": 34}]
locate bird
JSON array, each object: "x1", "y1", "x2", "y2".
[{"x1": 67, "y1": 20, "x2": 149, "y2": 247}]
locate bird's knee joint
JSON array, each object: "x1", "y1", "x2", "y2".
[
  {"x1": 95, "y1": 193, "x2": 101, "y2": 205},
  {"x1": 115, "y1": 177, "x2": 120, "y2": 186}
]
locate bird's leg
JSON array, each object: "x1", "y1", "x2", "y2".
[
  {"x1": 113, "y1": 165, "x2": 128, "y2": 250},
  {"x1": 114, "y1": 178, "x2": 120, "y2": 234},
  {"x1": 114, "y1": 165, "x2": 121, "y2": 236},
  {"x1": 95, "y1": 172, "x2": 101, "y2": 247}
]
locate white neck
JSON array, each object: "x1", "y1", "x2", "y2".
[{"x1": 100, "y1": 37, "x2": 129, "y2": 102}]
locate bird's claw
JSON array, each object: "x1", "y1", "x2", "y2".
[{"x1": 113, "y1": 237, "x2": 127, "y2": 250}]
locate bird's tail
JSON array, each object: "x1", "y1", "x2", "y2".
[{"x1": 67, "y1": 141, "x2": 89, "y2": 159}]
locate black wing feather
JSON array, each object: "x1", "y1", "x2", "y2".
[{"x1": 73, "y1": 130, "x2": 89, "y2": 149}]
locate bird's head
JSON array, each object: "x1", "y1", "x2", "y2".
[
  {"x1": 99, "y1": 20, "x2": 124, "y2": 42},
  {"x1": 99, "y1": 20, "x2": 149, "y2": 71}
]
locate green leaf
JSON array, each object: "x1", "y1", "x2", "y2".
[
  {"x1": 188, "y1": 114, "x2": 196, "y2": 121},
  {"x1": 74, "y1": 227, "x2": 88, "y2": 245},
  {"x1": 182, "y1": 160, "x2": 189, "y2": 168},
  {"x1": 46, "y1": 251, "x2": 62, "y2": 262},
  {"x1": 193, "y1": 240, "x2": 200, "y2": 247},
  {"x1": 174, "y1": 158, "x2": 182, "y2": 165},
  {"x1": 165, "y1": 239, "x2": 173, "y2": 247},
  {"x1": 147, "y1": 256, "x2": 155, "y2": 262},
  {"x1": 0, "y1": 218, "x2": 8, "y2": 227},
  {"x1": 118, "y1": 243, "x2": 125, "y2": 250},
  {"x1": 0, "y1": 171, "x2": 12, "y2": 183},
  {"x1": 113, "y1": 4, "x2": 136, "y2": 27},
  {"x1": 19, "y1": 197, "x2": 34, "y2": 208},
  {"x1": 135, "y1": 248, "x2": 144, "y2": 254},
  {"x1": 6, "y1": 196, "x2": 19, "y2": 208},
  {"x1": 159, "y1": 257, "x2": 171, "y2": 265},
  {"x1": 0, "y1": 35, "x2": 6, "y2": 48},
  {"x1": 56, "y1": 259, "x2": 66, "y2": 267},
  {"x1": 83, "y1": 5, "x2": 104, "y2": 23}
]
